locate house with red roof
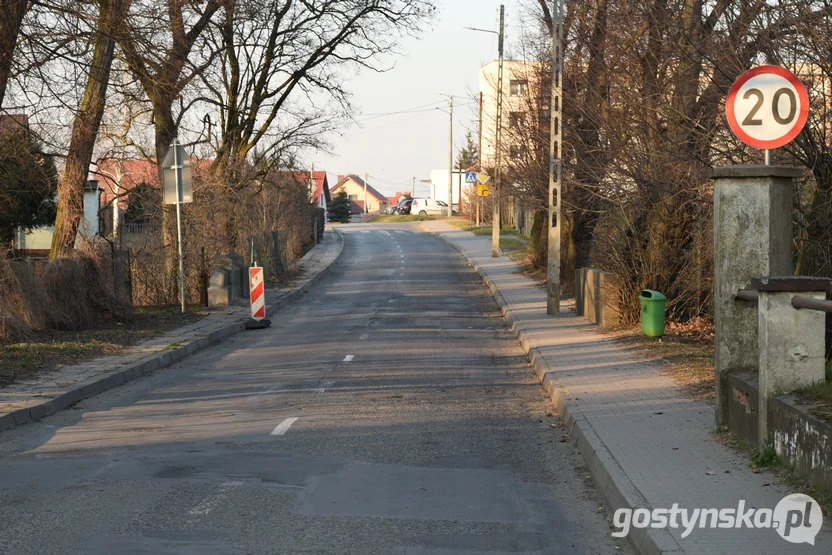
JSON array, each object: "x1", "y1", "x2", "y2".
[
  {"x1": 331, "y1": 174, "x2": 389, "y2": 214},
  {"x1": 291, "y1": 171, "x2": 331, "y2": 214}
]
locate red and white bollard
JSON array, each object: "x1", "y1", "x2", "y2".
[{"x1": 249, "y1": 266, "x2": 265, "y2": 320}]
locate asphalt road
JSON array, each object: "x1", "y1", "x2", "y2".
[{"x1": 0, "y1": 222, "x2": 630, "y2": 555}]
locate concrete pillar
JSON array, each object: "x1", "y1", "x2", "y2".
[
  {"x1": 712, "y1": 165, "x2": 801, "y2": 427},
  {"x1": 227, "y1": 252, "x2": 244, "y2": 301},
  {"x1": 207, "y1": 267, "x2": 231, "y2": 306},
  {"x1": 575, "y1": 268, "x2": 584, "y2": 316},
  {"x1": 753, "y1": 277, "x2": 828, "y2": 444},
  {"x1": 598, "y1": 271, "x2": 621, "y2": 327}
]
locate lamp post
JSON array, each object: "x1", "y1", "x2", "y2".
[
  {"x1": 547, "y1": 0, "x2": 565, "y2": 315},
  {"x1": 447, "y1": 96, "x2": 454, "y2": 217},
  {"x1": 465, "y1": 4, "x2": 505, "y2": 258}
]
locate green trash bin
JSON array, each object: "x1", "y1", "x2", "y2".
[{"x1": 639, "y1": 290, "x2": 666, "y2": 337}]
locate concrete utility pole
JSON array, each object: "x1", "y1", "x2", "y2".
[
  {"x1": 364, "y1": 172, "x2": 368, "y2": 214},
  {"x1": 492, "y1": 5, "x2": 505, "y2": 258},
  {"x1": 547, "y1": 0, "x2": 565, "y2": 315},
  {"x1": 447, "y1": 95, "x2": 454, "y2": 217}
]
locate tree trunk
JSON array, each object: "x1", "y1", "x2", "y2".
[
  {"x1": 50, "y1": 0, "x2": 125, "y2": 258},
  {"x1": 0, "y1": 0, "x2": 28, "y2": 108}
]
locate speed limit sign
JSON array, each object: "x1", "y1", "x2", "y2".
[{"x1": 726, "y1": 65, "x2": 809, "y2": 149}]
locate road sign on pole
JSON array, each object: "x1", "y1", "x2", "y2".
[
  {"x1": 161, "y1": 139, "x2": 192, "y2": 313},
  {"x1": 249, "y1": 266, "x2": 265, "y2": 320},
  {"x1": 726, "y1": 66, "x2": 809, "y2": 153},
  {"x1": 465, "y1": 172, "x2": 477, "y2": 185},
  {"x1": 162, "y1": 142, "x2": 193, "y2": 205},
  {"x1": 476, "y1": 184, "x2": 490, "y2": 197},
  {"x1": 477, "y1": 171, "x2": 491, "y2": 185}
]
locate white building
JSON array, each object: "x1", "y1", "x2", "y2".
[
  {"x1": 479, "y1": 60, "x2": 545, "y2": 167},
  {"x1": 428, "y1": 170, "x2": 471, "y2": 210},
  {"x1": 15, "y1": 179, "x2": 102, "y2": 256}
]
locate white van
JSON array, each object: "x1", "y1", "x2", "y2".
[{"x1": 410, "y1": 198, "x2": 449, "y2": 216}]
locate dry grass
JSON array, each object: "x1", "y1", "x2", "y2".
[
  {"x1": 0, "y1": 256, "x2": 130, "y2": 342},
  {"x1": 0, "y1": 306, "x2": 202, "y2": 387},
  {"x1": 601, "y1": 318, "x2": 715, "y2": 400}
]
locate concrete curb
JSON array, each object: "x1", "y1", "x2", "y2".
[
  {"x1": 0, "y1": 230, "x2": 346, "y2": 434},
  {"x1": 429, "y1": 228, "x2": 683, "y2": 555}
]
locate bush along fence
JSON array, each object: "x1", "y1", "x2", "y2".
[
  {"x1": 0, "y1": 253, "x2": 129, "y2": 342},
  {"x1": 713, "y1": 165, "x2": 832, "y2": 490},
  {"x1": 207, "y1": 211, "x2": 325, "y2": 308}
]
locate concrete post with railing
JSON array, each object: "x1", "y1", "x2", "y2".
[
  {"x1": 712, "y1": 165, "x2": 802, "y2": 427},
  {"x1": 751, "y1": 276, "x2": 829, "y2": 444}
]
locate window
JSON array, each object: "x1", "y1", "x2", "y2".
[
  {"x1": 349, "y1": 194, "x2": 358, "y2": 200},
  {"x1": 509, "y1": 111, "x2": 525, "y2": 128},
  {"x1": 510, "y1": 145, "x2": 527, "y2": 158},
  {"x1": 510, "y1": 79, "x2": 528, "y2": 97}
]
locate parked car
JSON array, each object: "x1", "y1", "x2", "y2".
[
  {"x1": 383, "y1": 204, "x2": 398, "y2": 215},
  {"x1": 435, "y1": 200, "x2": 458, "y2": 216},
  {"x1": 394, "y1": 198, "x2": 413, "y2": 215},
  {"x1": 411, "y1": 198, "x2": 450, "y2": 216}
]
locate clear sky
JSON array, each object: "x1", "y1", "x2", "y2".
[{"x1": 312, "y1": 0, "x2": 525, "y2": 197}]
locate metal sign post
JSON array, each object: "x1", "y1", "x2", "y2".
[{"x1": 162, "y1": 139, "x2": 193, "y2": 313}]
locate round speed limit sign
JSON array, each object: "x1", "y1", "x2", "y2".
[{"x1": 726, "y1": 65, "x2": 809, "y2": 149}]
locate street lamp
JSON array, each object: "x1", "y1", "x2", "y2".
[
  {"x1": 547, "y1": 0, "x2": 565, "y2": 315},
  {"x1": 465, "y1": 4, "x2": 505, "y2": 258},
  {"x1": 437, "y1": 95, "x2": 455, "y2": 217}
]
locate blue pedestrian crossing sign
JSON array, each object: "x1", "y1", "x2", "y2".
[{"x1": 464, "y1": 172, "x2": 477, "y2": 185}]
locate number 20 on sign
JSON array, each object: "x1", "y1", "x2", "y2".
[{"x1": 726, "y1": 65, "x2": 809, "y2": 150}]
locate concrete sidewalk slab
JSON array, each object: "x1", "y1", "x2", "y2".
[
  {"x1": 422, "y1": 220, "x2": 830, "y2": 555},
  {"x1": 0, "y1": 229, "x2": 345, "y2": 433}
]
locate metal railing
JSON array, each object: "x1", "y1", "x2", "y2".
[{"x1": 736, "y1": 288, "x2": 832, "y2": 313}]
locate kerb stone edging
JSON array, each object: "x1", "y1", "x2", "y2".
[
  {"x1": 428, "y1": 228, "x2": 684, "y2": 555},
  {"x1": 0, "y1": 229, "x2": 346, "y2": 434}
]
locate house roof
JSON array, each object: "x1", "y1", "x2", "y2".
[
  {"x1": 95, "y1": 159, "x2": 161, "y2": 204},
  {"x1": 333, "y1": 174, "x2": 388, "y2": 203},
  {"x1": 95, "y1": 157, "x2": 213, "y2": 204},
  {"x1": 290, "y1": 170, "x2": 330, "y2": 204}
]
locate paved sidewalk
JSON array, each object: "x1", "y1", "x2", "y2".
[
  {"x1": 422, "y1": 220, "x2": 829, "y2": 555},
  {"x1": 0, "y1": 229, "x2": 344, "y2": 432}
]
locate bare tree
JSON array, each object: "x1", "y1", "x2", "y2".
[
  {"x1": 199, "y1": 0, "x2": 435, "y2": 248},
  {"x1": 0, "y1": 0, "x2": 29, "y2": 108},
  {"x1": 50, "y1": 0, "x2": 129, "y2": 257},
  {"x1": 117, "y1": 0, "x2": 228, "y2": 286}
]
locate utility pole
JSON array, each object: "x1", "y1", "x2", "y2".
[
  {"x1": 492, "y1": 4, "x2": 505, "y2": 258},
  {"x1": 547, "y1": 0, "x2": 565, "y2": 315},
  {"x1": 411, "y1": 176, "x2": 415, "y2": 196},
  {"x1": 364, "y1": 172, "x2": 368, "y2": 214},
  {"x1": 447, "y1": 95, "x2": 454, "y2": 217}
]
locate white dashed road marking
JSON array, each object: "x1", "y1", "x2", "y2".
[
  {"x1": 343, "y1": 355, "x2": 354, "y2": 362},
  {"x1": 315, "y1": 380, "x2": 335, "y2": 393},
  {"x1": 270, "y1": 417, "x2": 299, "y2": 436},
  {"x1": 188, "y1": 481, "x2": 243, "y2": 516},
  {"x1": 360, "y1": 333, "x2": 369, "y2": 340}
]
